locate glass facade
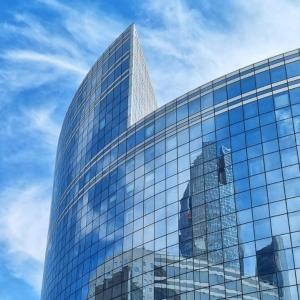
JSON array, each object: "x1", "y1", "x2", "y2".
[{"x1": 41, "y1": 25, "x2": 300, "y2": 300}]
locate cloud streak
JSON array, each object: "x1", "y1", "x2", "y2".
[
  {"x1": 139, "y1": 0, "x2": 300, "y2": 103},
  {"x1": 3, "y1": 50, "x2": 87, "y2": 75},
  {"x1": 0, "y1": 182, "x2": 51, "y2": 293}
]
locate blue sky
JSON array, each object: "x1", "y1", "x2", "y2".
[{"x1": 1, "y1": 0, "x2": 300, "y2": 299}]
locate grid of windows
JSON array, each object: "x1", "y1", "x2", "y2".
[{"x1": 41, "y1": 26, "x2": 300, "y2": 300}]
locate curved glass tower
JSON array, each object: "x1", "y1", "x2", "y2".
[{"x1": 42, "y1": 25, "x2": 300, "y2": 300}]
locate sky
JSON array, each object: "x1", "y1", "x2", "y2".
[{"x1": 1, "y1": 0, "x2": 300, "y2": 299}]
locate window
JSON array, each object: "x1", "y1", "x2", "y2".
[
  {"x1": 271, "y1": 214, "x2": 289, "y2": 235},
  {"x1": 215, "y1": 112, "x2": 229, "y2": 130},
  {"x1": 166, "y1": 110, "x2": 176, "y2": 126},
  {"x1": 254, "y1": 219, "x2": 271, "y2": 239},
  {"x1": 177, "y1": 104, "x2": 188, "y2": 121},
  {"x1": 270, "y1": 65, "x2": 286, "y2": 83},
  {"x1": 229, "y1": 107, "x2": 243, "y2": 124},
  {"x1": 255, "y1": 70, "x2": 271, "y2": 88},
  {"x1": 286, "y1": 60, "x2": 300, "y2": 78},
  {"x1": 188, "y1": 98, "x2": 201, "y2": 115},
  {"x1": 274, "y1": 92, "x2": 289, "y2": 109},
  {"x1": 227, "y1": 80, "x2": 241, "y2": 99},
  {"x1": 290, "y1": 87, "x2": 300, "y2": 104},
  {"x1": 201, "y1": 92, "x2": 213, "y2": 109},
  {"x1": 244, "y1": 101, "x2": 258, "y2": 119},
  {"x1": 213, "y1": 87, "x2": 227, "y2": 105},
  {"x1": 241, "y1": 76, "x2": 255, "y2": 93},
  {"x1": 202, "y1": 117, "x2": 215, "y2": 135}
]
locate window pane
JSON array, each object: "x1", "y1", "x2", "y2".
[
  {"x1": 271, "y1": 214, "x2": 289, "y2": 235},
  {"x1": 286, "y1": 60, "x2": 300, "y2": 78},
  {"x1": 201, "y1": 92, "x2": 213, "y2": 109},
  {"x1": 241, "y1": 76, "x2": 256, "y2": 93},
  {"x1": 213, "y1": 86, "x2": 227, "y2": 105},
  {"x1": 290, "y1": 87, "x2": 300, "y2": 104},
  {"x1": 189, "y1": 97, "x2": 201, "y2": 115},
  {"x1": 255, "y1": 70, "x2": 271, "y2": 88},
  {"x1": 227, "y1": 80, "x2": 241, "y2": 99},
  {"x1": 177, "y1": 104, "x2": 188, "y2": 121},
  {"x1": 274, "y1": 92, "x2": 289, "y2": 109},
  {"x1": 270, "y1": 65, "x2": 286, "y2": 83}
]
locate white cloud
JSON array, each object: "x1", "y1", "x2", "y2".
[
  {"x1": 1, "y1": 104, "x2": 61, "y2": 164},
  {"x1": 139, "y1": 0, "x2": 300, "y2": 103},
  {"x1": 3, "y1": 50, "x2": 87, "y2": 76},
  {"x1": 0, "y1": 182, "x2": 51, "y2": 293},
  {"x1": 22, "y1": 105, "x2": 61, "y2": 150}
]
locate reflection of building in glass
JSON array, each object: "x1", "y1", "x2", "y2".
[
  {"x1": 256, "y1": 236, "x2": 287, "y2": 298},
  {"x1": 179, "y1": 143, "x2": 237, "y2": 267},
  {"x1": 90, "y1": 248, "x2": 280, "y2": 299}
]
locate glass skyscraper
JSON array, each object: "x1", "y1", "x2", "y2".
[{"x1": 41, "y1": 24, "x2": 300, "y2": 300}]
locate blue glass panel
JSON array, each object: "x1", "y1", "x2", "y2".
[
  {"x1": 177, "y1": 128, "x2": 189, "y2": 146},
  {"x1": 274, "y1": 92, "x2": 289, "y2": 109},
  {"x1": 254, "y1": 219, "x2": 271, "y2": 239},
  {"x1": 244, "y1": 101, "x2": 258, "y2": 119},
  {"x1": 246, "y1": 128, "x2": 261, "y2": 146},
  {"x1": 201, "y1": 92, "x2": 213, "y2": 109},
  {"x1": 216, "y1": 127, "x2": 230, "y2": 140},
  {"x1": 135, "y1": 128, "x2": 145, "y2": 144},
  {"x1": 260, "y1": 111, "x2": 275, "y2": 126},
  {"x1": 190, "y1": 123, "x2": 202, "y2": 140},
  {"x1": 281, "y1": 147, "x2": 298, "y2": 166},
  {"x1": 261, "y1": 123, "x2": 277, "y2": 142},
  {"x1": 155, "y1": 140, "x2": 165, "y2": 157},
  {"x1": 213, "y1": 86, "x2": 227, "y2": 105},
  {"x1": 264, "y1": 152, "x2": 281, "y2": 171},
  {"x1": 251, "y1": 186, "x2": 268, "y2": 207},
  {"x1": 277, "y1": 119, "x2": 294, "y2": 137},
  {"x1": 268, "y1": 182, "x2": 285, "y2": 202},
  {"x1": 145, "y1": 123, "x2": 154, "y2": 138},
  {"x1": 239, "y1": 223, "x2": 254, "y2": 243},
  {"x1": 227, "y1": 80, "x2": 241, "y2": 99},
  {"x1": 234, "y1": 161, "x2": 248, "y2": 180},
  {"x1": 286, "y1": 60, "x2": 300, "y2": 78},
  {"x1": 177, "y1": 104, "x2": 188, "y2": 121},
  {"x1": 236, "y1": 191, "x2": 251, "y2": 210},
  {"x1": 258, "y1": 96, "x2": 274, "y2": 114},
  {"x1": 247, "y1": 144, "x2": 263, "y2": 158},
  {"x1": 255, "y1": 70, "x2": 271, "y2": 88},
  {"x1": 166, "y1": 110, "x2": 176, "y2": 126},
  {"x1": 231, "y1": 133, "x2": 246, "y2": 151},
  {"x1": 290, "y1": 87, "x2": 300, "y2": 104},
  {"x1": 155, "y1": 115, "x2": 166, "y2": 133},
  {"x1": 241, "y1": 76, "x2": 255, "y2": 93},
  {"x1": 202, "y1": 117, "x2": 215, "y2": 135},
  {"x1": 188, "y1": 97, "x2": 201, "y2": 115},
  {"x1": 248, "y1": 157, "x2": 264, "y2": 175},
  {"x1": 232, "y1": 149, "x2": 247, "y2": 163},
  {"x1": 229, "y1": 107, "x2": 244, "y2": 124},
  {"x1": 270, "y1": 65, "x2": 286, "y2": 83},
  {"x1": 215, "y1": 112, "x2": 229, "y2": 129},
  {"x1": 245, "y1": 116, "x2": 259, "y2": 131},
  {"x1": 230, "y1": 121, "x2": 244, "y2": 135},
  {"x1": 285, "y1": 178, "x2": 300, "y2": 198}
]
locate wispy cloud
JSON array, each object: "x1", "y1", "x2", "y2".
[
  {"x1": 3, "y1": 50, "x2": 87, "y2": 75},
  {"x1": 0, "y1": 182, "x2": 51, "y2": 293},
  {"x1": 22, "y1": 105, "x2": 61, "y2": 149},
  {"x1": 139, "y1": 0, "x2": 300, "y2": 103}
]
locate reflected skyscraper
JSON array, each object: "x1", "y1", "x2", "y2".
[
  {"x1": 42, "y1": 25, "x2": 300, "y2": 300},
  {"x1": 179, "y1": 143, "x2": 238, "y2": 265}
]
